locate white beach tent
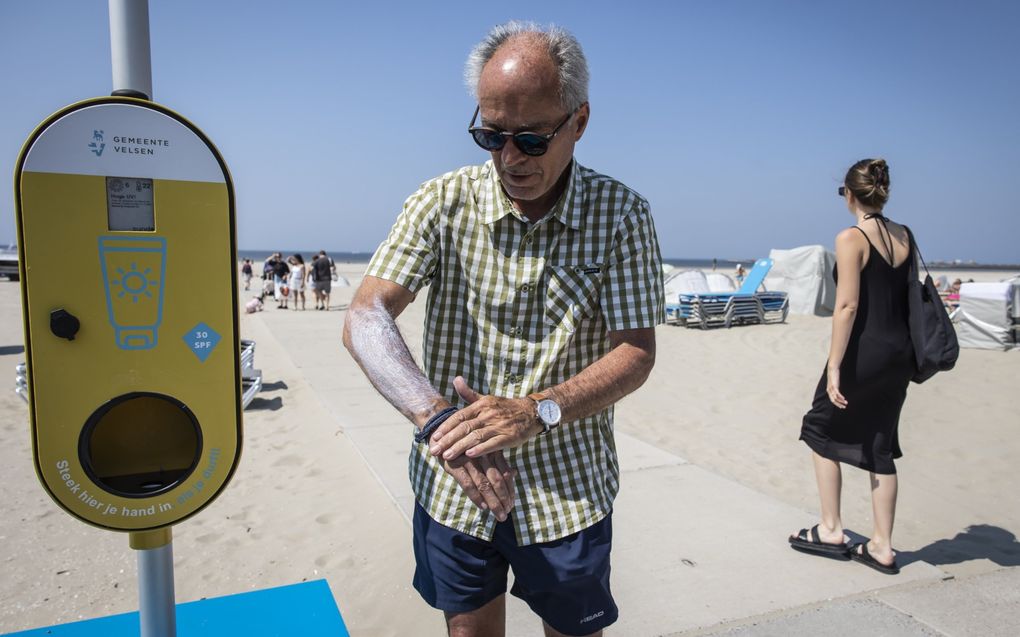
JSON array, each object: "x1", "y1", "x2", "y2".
[
  {"x1": 706, "y1": 272, "x2": 737, "y2": 292},
  {"x1": 664, "y1": 269, "x2": 710, "y2": 297},
  {"x1": 663, "y1": 269, "x2": 737, "y2": 299},
  {"x1": 953, "y1": 279, "x2": 1019, "y2": 350},
  {"x1": 763, "y1": 245, "x2": 836, "y2": 315}
]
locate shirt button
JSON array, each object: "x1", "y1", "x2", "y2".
[{"x1": 521, "y1": 284, "x2": 530, "y2": 293}]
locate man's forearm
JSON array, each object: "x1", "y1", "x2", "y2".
[
  {"x1": 343, "y1": 301, "x2": 445, "y2": 427},
  {"x1": 426, "y1": 329, "x2": 656, "y2": 460},
  {"x1": 545, "y1": 332, "x2": 656, "y2": 424},
  {"x1": 344, "y1": 292, "x2": 516, "y2": 519}
]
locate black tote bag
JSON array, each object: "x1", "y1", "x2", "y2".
[{"x1": 904, "y1": 226, "x2": 959, "y2": 383}]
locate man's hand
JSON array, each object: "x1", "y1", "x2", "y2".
[
  {"x1": 440, "y1": 451, "x2": 516, "y2": 521},
  {"x1": 429, "y1": 376, "x2": 543, "y2": 461}
]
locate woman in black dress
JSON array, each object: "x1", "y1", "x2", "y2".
[{"x1": 789, "y1": 159, "x2": 914, "y2": 574}]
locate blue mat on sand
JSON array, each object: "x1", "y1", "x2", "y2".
[{"x1": 3, "y1": 579, "x2": 349, "y2": 637}]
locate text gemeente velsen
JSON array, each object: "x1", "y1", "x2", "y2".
[{"x1": 112, "y1": 136, "x2": 170, "y2": 155}]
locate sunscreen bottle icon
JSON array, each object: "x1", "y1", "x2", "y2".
[{"x1": 99, "y1": 236, "x2": 167, "y2": 350}]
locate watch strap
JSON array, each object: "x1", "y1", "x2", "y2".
[{"x1": 413, "y1": 407, "x2": 459, "y2": 444}]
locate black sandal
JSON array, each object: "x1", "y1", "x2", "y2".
[
  {"x1": 789, "y1": 524, "x2": 850, "y2": 557},
  {"x1": 849, "y1": 540, "x2": 899, "y2": 574}
]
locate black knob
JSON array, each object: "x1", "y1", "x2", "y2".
[{"x1": 50, "y1": 309, "x2": 80, "y2": 341}]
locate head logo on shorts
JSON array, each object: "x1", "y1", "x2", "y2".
[{"x1": 580, "y1": 610, "x2": 605, "y2": 624}]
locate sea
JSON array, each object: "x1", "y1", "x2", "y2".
[
  {"x1": 238, "y1": 249, "x2": 753, "y2": 271},
  {"x1": 238, "y1": 250, "x2": 1019, "y2": 272}
]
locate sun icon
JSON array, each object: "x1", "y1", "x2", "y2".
[{"x1": 112, "y1": 262, "x2": 159, "y2": 303}]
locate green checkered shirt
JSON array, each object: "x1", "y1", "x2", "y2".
[{"x1": 366, "y1": 159, "x2": 664, "y2": 545}]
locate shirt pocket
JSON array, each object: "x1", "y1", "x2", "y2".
[{"x1": 544, "y1": 263, "x2": 604, "y2": 332}]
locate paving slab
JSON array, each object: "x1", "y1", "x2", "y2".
[
  {"x1": 692, "y1": 598, "x2": 944, "y2": 637},
  {"x1": 878, "y1": 567, "x2": 1020, "y2": 637},
  {"x1": 343, "y1": 422, "x2": 414, "y2": 510},
  {"x1": 560, "y1": 463, "x2": 945, "y2": 636}
]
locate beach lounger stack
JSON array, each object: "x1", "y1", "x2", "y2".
[
  {"x1": 666, "y1": 258, "x2": 789, "y2": 328},
  {"x1": 14, "y1": 342, "x2": 266, "y2": 408},
  {"x1": 756, "y1": 291, "x2": 790, "y2": 324},
  {"x1": 240, "y1": 339, "x2": 264, "y2": 408},
  {"x1": 15, "y1": 362, "x2": 28, "y2": 403}
]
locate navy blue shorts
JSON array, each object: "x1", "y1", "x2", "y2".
[{"x1": 412, "y1": 503, "x2": 617, "y2": 636}]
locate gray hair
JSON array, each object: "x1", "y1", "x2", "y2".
[{"x1": 464, "y1": 21, "x2": 590, "y2": 112}]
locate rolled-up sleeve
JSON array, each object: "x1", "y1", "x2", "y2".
[
  {"x1": 600, "y1": 199, "x2": 666, "y2": 331},
  {"x1": 365, "y1": 182, "x2": 441, "y2": 296}
]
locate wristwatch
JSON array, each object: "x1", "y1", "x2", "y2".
[{"x1": 528, "y1": 392, "x2": 562, "y2": 435}]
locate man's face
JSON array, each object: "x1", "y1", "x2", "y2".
[{"x1": 476, "y1": 41, "x2": 589, "y2": 215}]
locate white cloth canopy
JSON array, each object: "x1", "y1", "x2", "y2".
[
  {"x1": 705, "y1": 272, "x2": 737, "y2": 292},
  {"x1": 764, "y1": 245, "x2": 836, "y2": 315},
  {"x1": 664, "y1": 269, "x2": 710, "y2": 297},
  {"x1": 662, "y1": 269, "x2": 738, "y2": 304},
  {"x1": 953, "y1": 280, "x2": 1018, "y2": 350}
]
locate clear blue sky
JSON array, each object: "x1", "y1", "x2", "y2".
[{"x1": 2, "y1": 1, "x2": 1018, "y2": 263}]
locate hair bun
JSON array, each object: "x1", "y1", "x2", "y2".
[
  {"x1": 868, "y1": 159, "x2": 889, "y2": 186},
  {"x1": 845, "y1": 157, "x2": 891, "y2": 208}
]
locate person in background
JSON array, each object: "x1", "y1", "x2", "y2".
[
  {"x1": 261, "y1": 269, "x2": 275, "y2": 301},
  {"x1": 273, "y1": 254, "x2": 290, "y2": 309},
  {"x1": 308, "y1": 254, "x2": 320, "y2": 306},
  {"x1": 241, "y1": 258, "x2": 253, "y2": 291},
  {"x1": 948, "y1": 278, "x2": 963, "y2": 298},
  {"x1": 289, "y1": 253, "x2": 307, "y2": 310},
  {"x1": 791, "y1": 158, "x2": 914, "y2": 576},
  {"x1": 343, "y1": 21, "x2": 663, "y2": 637},
  {"x1": 311, "y1": 249, "x2": 334, "y2": 310},
  {"x1": 734, "y1": 263, "x2": 746, "y2": 285}
]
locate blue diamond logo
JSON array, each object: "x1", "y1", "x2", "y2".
[{"x1": 183, "y1": 322, "x2": 221, "y2": 362}]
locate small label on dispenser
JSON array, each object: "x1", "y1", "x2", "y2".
[
  {"x1": 183, "y1": 322, "x2": 221, "y2": 362},
  {"x1": 106, "y1": 177, "x2": 155, "y2": 231}
]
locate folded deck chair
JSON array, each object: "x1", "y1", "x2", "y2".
[
  {"x1": 240, "y1": 339, "x2": 264, "y2": 408},
  {"x1": 664, "y1": 270, "x2": 710, "y2": 325},
  {"x1": 666, "y1": 259, "x2": 789, "y2": 328}
]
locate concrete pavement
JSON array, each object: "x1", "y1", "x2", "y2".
[{"x1": 251, "y1": 285, "x2": 1018, "y2": 636}]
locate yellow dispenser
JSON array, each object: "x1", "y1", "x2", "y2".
[{"x1": 14, "y1": 96, "x2": 241, "y2": 531}]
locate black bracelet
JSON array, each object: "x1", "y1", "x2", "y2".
[{"x1": 414, "y1": 407, "x2": 459, "y2": 444}]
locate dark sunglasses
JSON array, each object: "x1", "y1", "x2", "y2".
[
  {"x1": 468, "y1": 106, "x2": 574, "y2": 156},
  {"x1": 838, "y1": 186, "x2": 847, "y2": 197}
]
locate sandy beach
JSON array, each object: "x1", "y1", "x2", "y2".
[{"x1": 1, "y1": 263, "x2": 1018, "y2": 636}]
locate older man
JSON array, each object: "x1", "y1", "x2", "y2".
[{"x1": 343, "y1": 22, "x2": 663, "y2": 637}]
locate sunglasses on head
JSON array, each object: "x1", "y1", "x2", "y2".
[
  {"x1": 838, "y1": 186, "x2": 847, "y2": 197},
  {"x1": 468, "y1": 106, "x2": 574, "y2": 157}
]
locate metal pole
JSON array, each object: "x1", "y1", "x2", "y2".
[
  {"x1": 130, "y1": 529, "x2": 176, "y2": 637},
  {"x1": 108, "y1": 0, "x2": 153, "y2": 99}
]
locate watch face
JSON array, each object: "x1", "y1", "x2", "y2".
[{"x1": 538, "y1": 400, "x2": 561, "y2": 425}]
